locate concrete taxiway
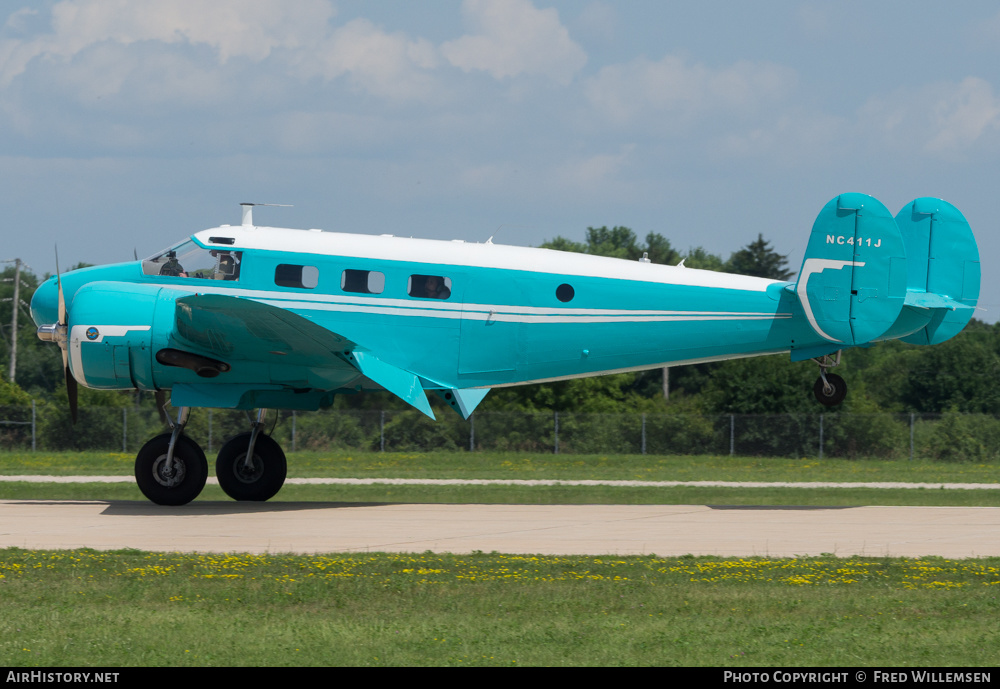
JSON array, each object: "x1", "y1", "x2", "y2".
[{"x1": 1, "y1": 500, "x2": 998, "y2": 558}]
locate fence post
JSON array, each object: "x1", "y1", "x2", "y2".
[
  {"x1": 729, "y1": 414, "x2": 735, "y2": 456},
  {"x1": 909, "y1": 413, "x2": 915, "y2": 461},
  {"x1": 469, "y1": 414, "x2": 475, "y2": 452},
  {"x1": 641, "y1": 413, "x2": 646, "y2": 455},
  {"x1": 554, "y1": 411, "x2": 559, "y2": 455},
  {"x1": 31, "y1": 399, "x2": 36, "y2": 452},
  {"x1": 818, "y1": 413, "x2": 824, "y2": 460}
]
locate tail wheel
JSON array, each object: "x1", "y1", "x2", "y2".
[
  {"x1": 216, "y1": 433, "x2": 287, "y2": 502},
  {"x1": 135, "y1": 433, "x2": 208, "y2": 506},
  {"x1": 813, "y1": 373, "x2": 847, "y2": 407}
]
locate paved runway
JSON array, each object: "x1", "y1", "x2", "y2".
[{"x1": 2, "y1": 500, "x2": 998, "y2": 558}]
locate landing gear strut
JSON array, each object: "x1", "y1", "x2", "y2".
[
  {"x1": 812, "y1": 352, "x2": 847, "y2": 407},
  {"x1": 216, "y1": 409, "x2": 288, "y2": 502},
  {"x1": 135, "y1": 407, "x2": 208, "y2": 505}
]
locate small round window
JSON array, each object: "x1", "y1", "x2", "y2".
[{"x1": 556, "y1": 283, "x2": 574, "y2": 302}]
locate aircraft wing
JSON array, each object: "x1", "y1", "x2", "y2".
[
  {"x1": 174, "y1": 294, "x2": 356, "y2": 366},
  {"x1": 167, "y1": 294, "x2": 487, "y2": 418}
]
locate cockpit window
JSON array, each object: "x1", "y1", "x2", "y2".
[{"x1": 142, "y1": 241, "x2": 242, "y2": 281}]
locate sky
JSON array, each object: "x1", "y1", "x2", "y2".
[{"x1": 2, "y1": 0, "x2": 999, "y2": 320}]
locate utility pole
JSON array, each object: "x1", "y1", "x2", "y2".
[{"x1": 6, "y1": 258, "x2": 21, "y2": 383}]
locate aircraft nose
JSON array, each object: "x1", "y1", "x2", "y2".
[{"x1": 30, "y1": 276, "x2": 59, "y2": 327}]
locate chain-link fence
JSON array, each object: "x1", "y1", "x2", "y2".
[{"x1": 4, "y1": 404, "x2": 1000, "y2": 461}]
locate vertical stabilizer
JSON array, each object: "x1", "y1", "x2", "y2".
[
  {"x1": 794, "y1": 193, "x2": 906, "y2": 346},
  {"x1": 894, "y1": 198, "x2": 979, "y2": 345}
]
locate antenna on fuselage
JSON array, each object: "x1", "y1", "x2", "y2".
[{"x1": 240, "y1": 202, "x2": 292, "y2": 228}]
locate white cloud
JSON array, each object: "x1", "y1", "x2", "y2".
[
  {"x1": 926, "y1": 77, "x2": 1000, "y2": 154},
  {"x1": 0, "y1": 0, "x2": 449, "y2": 103},
  {"x1": 441, "y1": 0, "x2": 586, "y2": 85},
  {"x1": 711, "y1": 112, "x2": 848, "y2": 165},
  {"x1": 2, "y1": 7, "x2": 38, "y2": 33},
  {"x1": 0, "y1": 0, "x2": 335, "y2": 85},
  {"x1": 858, "y1": 77, "x2": 1000, "y2": 157},
  {"x1": 553, "y1": 145, "x2": 634, "y2": 192},
  {"x1": 300, "y1": 18, "x2": 441, "y2": 101},
  {"x1": 584, "y1": 55, "x2": 796, "y2": 126}
]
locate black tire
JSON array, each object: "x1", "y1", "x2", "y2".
[
  {"x1": 813, "y1": 373, "x2": 847, "y2": 407},
  {"x1": 216, "y1": 433, "x2": 287, "y2": 502},
  {"x1": 135, "y1": 433, "x2": 208, "y2": 506}
]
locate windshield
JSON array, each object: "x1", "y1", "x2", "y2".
[{"x1": 142, "y1": 240, "x2": 242, "y2": 281}]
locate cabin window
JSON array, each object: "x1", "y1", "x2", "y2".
[
  {"x1": 275, "y1": 264, "x2": 319, "y2": 289},
  {"x1": 408, "y1": 274, "x2": 452, "y2": 300},
  {"x1": 556, "y1": 283, "x2": 574, "y2": 302},
  {"x1": 341, "y1": 269, "x2": 385, "y2": 295},
  {"x1": 142, "y1": 241, "x2": 242, "y2": 281}
]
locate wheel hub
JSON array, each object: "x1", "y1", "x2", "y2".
[
  {"x1": 151, "y1": 454, "x2": 186, "y2": 488},
  {"x1": 233, "y1": 453, "x2": 264, "y2": 484}
]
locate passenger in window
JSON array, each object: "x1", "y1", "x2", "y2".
[{"x1": 420, "y1": 275, "x2": 450, "y2": 299}]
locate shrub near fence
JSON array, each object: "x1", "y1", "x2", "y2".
[{"x1": 3, "y1": 405, "x2": 1000, "y2": 461}]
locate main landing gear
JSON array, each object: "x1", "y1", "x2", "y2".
[
  {"x1": 134, "y1": 407, "x2": 287, "y2": 506},
  {"x1": 812, "y1": 351, "x2": 847, "y2": 407}
]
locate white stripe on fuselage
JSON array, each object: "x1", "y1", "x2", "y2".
[
  {"x1": 174, "y1": 284, "x2": 791, "y2": 325},
  {"x1": 192, "y1": 226, "x2": 780, "y2": 292}
]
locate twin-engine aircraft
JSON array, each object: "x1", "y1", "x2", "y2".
[{"x1": 31, "y1": 194, "x2": 980, "y2": 505}]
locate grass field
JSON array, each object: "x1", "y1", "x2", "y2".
[
  {"x1": 2, "y1": 451, "x2": 997, "y2": 666},
  {"x1": 3, "y1": 450, "x2": 1000, "y2": 482},
  {"x1": 2, "y1": 450, "x2": 997, "y2": 506},
  {"x1": 2, "y1": 481, "x2": 999, "y2": 506},
  {"x1": 1, "y1": 548, "x2": 997, "y2": 667}
]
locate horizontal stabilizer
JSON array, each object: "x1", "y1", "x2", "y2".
[
  {"x1": 350, "y1": 350, "x2": 435, "y2": 419},
  {"x1": 903, "y1": 291, "x2": 973, "y2": 311}
]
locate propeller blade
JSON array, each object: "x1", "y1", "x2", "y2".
[
  {"x1": 55, "y1": 246, "x2": 66, "y2": 326},
  {"x1": 55, "y1": 246, "x2": 76, "y2": 424}
]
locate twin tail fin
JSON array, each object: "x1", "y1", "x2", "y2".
[{"x1": 793, "y1": 193, "x2": 979, "y2": 351}]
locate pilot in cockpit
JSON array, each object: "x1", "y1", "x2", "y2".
[{"x1": 159, "y1": 251, "x2": 187, "y2": 277}]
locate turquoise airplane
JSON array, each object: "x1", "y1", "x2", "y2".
[{"x1": 30, "y1": 193, "x2": 979, "y2": 505}]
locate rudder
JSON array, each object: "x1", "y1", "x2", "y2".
[
  {"x1": 894, "y1": 198, "x2": 979, "y2": 345},
  {"x1": 794, "y1": 193, "x2": 907, "y2": 346}
]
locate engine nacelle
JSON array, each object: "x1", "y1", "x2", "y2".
[{"x1": 67, "y1": 282, "x2": 173, "y2": 390}]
